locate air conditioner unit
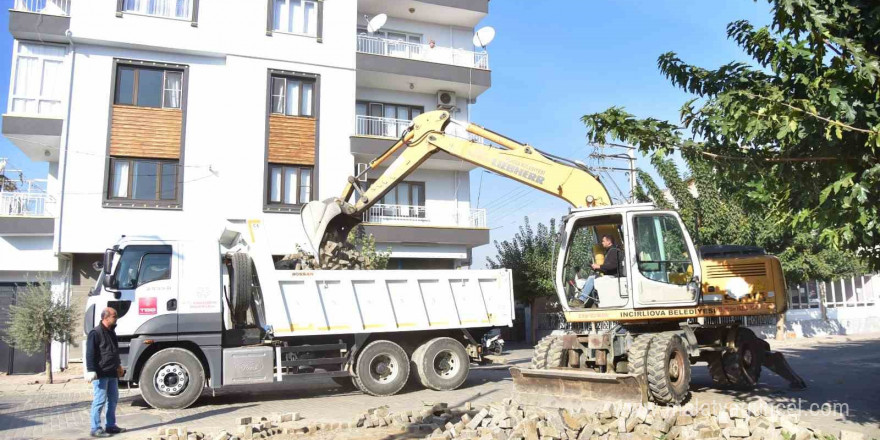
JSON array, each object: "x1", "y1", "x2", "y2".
[
  {"x1": 356, "y1": 163, "x2": 369, "y2": 182},
  {"x1": 437, "y1": 90, "x2": 456, "y2": 109}
]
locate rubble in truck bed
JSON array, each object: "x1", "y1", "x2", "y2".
[{"x1": 275, "y1": 239, "x2": 373, "y2": 271}]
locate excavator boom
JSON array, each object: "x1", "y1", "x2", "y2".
[{"x1": 301, "y1": 110, "x2": 611, "y2": 252}]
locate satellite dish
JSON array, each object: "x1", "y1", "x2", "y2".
[
  {"x1": 367, "y1": 14, "x2": 387, "y2": 33},
  {"x1": 472, "y1": 26, "x2": 496, "y2": 48}
]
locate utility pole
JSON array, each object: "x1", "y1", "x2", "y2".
[{"x1": 588, "y1": 143, "x2": 637, "y2": 203}]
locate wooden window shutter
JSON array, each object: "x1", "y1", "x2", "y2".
[
  {"x1": 267, "y1": 115, "x2": 316, "y2": 165},
  {"x1": 110, "y1": 105, "x2": 183, "y2": 159}
]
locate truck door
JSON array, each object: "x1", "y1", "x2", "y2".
[
  {"x1": 111, "y1": 244, "x2": 177, "y2": 336},
  {"x1": 627, "y1": 212, "x2": 701, "y2": 308}
]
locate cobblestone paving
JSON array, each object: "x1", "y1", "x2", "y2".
[{"x1": 0, "y1": 336, "x2": 877, "y2": 440}]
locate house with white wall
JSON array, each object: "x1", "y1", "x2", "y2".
[{"x1": 1, "y1": 0, "x2": 492, "y2": 371}]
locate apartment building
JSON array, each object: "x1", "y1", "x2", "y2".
[{"x1": 0, "y1": 0, "x2": 491, "y2": 371}]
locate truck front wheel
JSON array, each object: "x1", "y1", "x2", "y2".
[
  {"x1": 353, "y1": 340, "x2": 410, "y2": 396},
  {"x1": 139, "y1": 348, "x2": 205, "y2": 410},
  {"x1": 412, "y1": 337, "x2": 469, "y2": 391}
]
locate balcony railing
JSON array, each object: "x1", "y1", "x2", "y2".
[
  {"x1": 13, "y1": 0, "x2": 70, "y2": 15},
  {"x1": 364, "y1": 204, "x2": 487, "y2": 228},
  {"x1": 355, "y1": 115, "x2": 488, "y2": 144},
  {"x1": 357, "y1": 35, "x2": 489, "y2": 70},
  {"x1": 0, "y1": 179, "x2": 55, "y2": 217}
]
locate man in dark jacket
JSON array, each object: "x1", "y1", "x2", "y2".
[
  {"x1": 569, "y1": 235, "x2": 624, "y2": 308},
  {"x1": 85, "y1": 307, "x2": 126, "y2": 437}
]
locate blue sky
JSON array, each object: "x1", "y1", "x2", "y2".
[{"x1": 0, "y1": 1, "x2": 773, "y2": 265}]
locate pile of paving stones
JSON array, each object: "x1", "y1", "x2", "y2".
[
  {"x1": 275, "y1": 239, "x2": 372, "y2": 270},
  {"x1": 143, "y1": 400, "x2": 869, "y2": 440}
]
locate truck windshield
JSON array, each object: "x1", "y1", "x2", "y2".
[{"x1": 113, "y1": 245, "x2": 172, "y2": 289}]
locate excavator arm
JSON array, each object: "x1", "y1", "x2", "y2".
[{"x1": 300, "y1": 110, "x2": 611, "y2": 252}]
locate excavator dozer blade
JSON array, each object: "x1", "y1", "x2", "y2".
[
  {"x1": 300, "y1": 199, "x2": 361, "y2": 255},
  {"x1": 510, "y1": 367, "x2": 647, "y2": 411}
]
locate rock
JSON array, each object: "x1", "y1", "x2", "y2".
[
  {"x1": 468, "y1": 409, "x2": 490, "y2": 430},
  {"x1": 718, "y1": 411, "x2": 732, "y2": 429},
  {"x1": 729, "y1": 406, "x2": 748, "y2": 420},
  {"x1": 538, "y1": 424, "x2": 561, "y2": 439},
  {"x1": 840, "y1": 431, "x2": 865, "y2": 440},
  {"x1": 677, "y1": 415, "x2": 694, "y2": 426}
]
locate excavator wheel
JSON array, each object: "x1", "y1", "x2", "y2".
[
  {"x1": 646, "y1": 333, "x2": 691, "y2": 405},
  {"x1": 706, "y1": 352, "x2": 731, "y2": 386},
  {"x1": 530, "y1": 334, "x2": 567, "y2": 369},
  {"x1": 722, "y1": 328, "x2": 763, "y2": 389},
  {"x1": 627, "y1": 334, "x2": 653, "y2": 377}
]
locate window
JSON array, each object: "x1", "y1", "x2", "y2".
[
  {"x1": 633, "y1": 214, "x2": 692, "y2": 285},
  {"x1": 10, "y1": 42, "x2": 66, "y2": 116},
  {"x1": 268, "y1": 164, "x2": 313, "y2": 205},
  {"x1": 355, "y1": 101, "x2": 423, "y2": 137},
  {"x1": 368, "y1": 180, "x2": 425, "y2": 218},
  {"x1": 114, "y1": 245, "x2": 172, "y2": 289},
  {"x1": 109, "y1": 158, "x2": 178, "y2": 202},
  {"x1": 274, "y1": 0, "x2": 317, "y2": 36},
  {"x1": 115, "y1": 66, "x2": 183, "y2": 109},
  {"x1": 123, "y1": 0, "x2": 192, "y2": 20},
  {"x1": 271, "y1": 76, "x2": 315, "y2": 117}
]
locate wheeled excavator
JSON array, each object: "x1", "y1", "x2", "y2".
[{"x1": 300, "y1": 110, "x2": 806, "y2": 406}]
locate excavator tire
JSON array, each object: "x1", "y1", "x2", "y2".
[
  {"x1": 230, "y1": 253, "x2": 253, "y2": 325},
  {"x1": 646, "y1": 333, "x2": 691, "y2": 405},
  {"x1": 723, "y1": 328, "x2": 763, "y2": 389},
  {"x1": 706, "y1": 352, "x2": 731, "y2": 386},
  {"x1": 627, "y1": 334, "x2": 654, "y2": 377},
  {"x1": 530, "y1": 334, "x2": 566, "y2": 369}
]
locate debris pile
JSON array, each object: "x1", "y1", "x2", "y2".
[{"x1": 275, "y1": 240, "x2": 371, "y2": 271}]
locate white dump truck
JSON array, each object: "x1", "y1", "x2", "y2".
[{"x1": 84, "y1": 219, "x2": 514, "y2": 409}]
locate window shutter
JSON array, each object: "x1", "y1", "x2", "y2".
[{"x1": 266, "y1": 0, "x2": 274, "y2": 36}]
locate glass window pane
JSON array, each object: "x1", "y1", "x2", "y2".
[
  {"x1": 412, "y1": 184, "x2": 423, "y2": 207},
  {"x1": 286, "y1": 80, "x2": 300, "y2": 116},
  {"x1": 300, "y1": 82, "x2": 313, "y2": 116},
  {"x1": 13, "y1": 56, "x2": 37, "y2": 96},
  {"x1": 132, "y1": 160, "x2": 158, "y2": 200},
  {"x1": 111, "y1": 160, "x2": 130, "y2": 198},
  {"x1": 355, "y1": 102, "x2": 367, "y2": 115},
  {"x1": 138, "y1": 253, "x2": 171, "y2": 286},
  {"x1": 136, "y1": 69, "x2": 164, "y2": 108},
  {"x1": 411, "y1": 107, "x2": 422, "y2": 118},
  {"x1": 273, "y1": 0, "x2": 287, "y2": 31},
  {"x1": 398, "y1": 182, "x2": 411, "y2": 206},
  {"x1": 397, "y1": 106, "x2": 409, "y2": 121},
  {"x1": 269, "y1": 166, "x2": 282, "y2": 202},
  {"x1": 290, "y1": 0, "x2": 302, "y2": 33},
  {"x1": 115, "y1": 67, "x2": 135, "y2": 105},
  {"x1": 116, "y1": 247, "x2": 146, "y2": 289},
  {"x1": 283, "y1": 167, "x2": 297, "y2": 204},
  {"x1": 160, "y1": 163, "x2": 176, "y2": 200},
  {"x1": 40, "y1": 59, "x2": 63, "y2": 101},
  {"x1": 303, "y1": 1, "x2": 316, "y2": 35},
  {"x1": 271, "y1": 77, "x2": 285, "y2": 114},
  {"x1": 634, "y1": 215, "x2": 691, "y2": 284},
  {"x1": 163, "y1": 71, "x2": 182, "y2": 109},
  {"x1": 299, "y1": 168, "x2": 311, "y2": 204}
]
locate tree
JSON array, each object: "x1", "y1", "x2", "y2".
[
  {"x1": 582, "y1": 0, "x2": 880, "y2": 269},
  {"x1": 347, "y1": 226, "x2": 391, "y2": 270},
  {"x1": 487, "y1": 217, "x2": 558, "y2": 303},
  {"x1": 637, "y1": 155, "x2": 867, "y2": 284},
  {"x1": 3, "y1": 280, "x2": 76, "y2": 384}
]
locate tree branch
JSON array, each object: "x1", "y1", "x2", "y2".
[{"x1": 732, "y1": 90, "x2": 877, "y2": 135}]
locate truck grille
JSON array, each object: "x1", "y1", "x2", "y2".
[{"x1": 705, "y1": 262, "x2": 766, "y2": 278}]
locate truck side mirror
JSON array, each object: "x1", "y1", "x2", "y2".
[{"x1": 102, "y1": 249, "x2": 118, "y2": 290}]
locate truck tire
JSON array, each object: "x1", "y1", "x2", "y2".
[
  {"x1": 627, "y1": 334, "x2": 653, "y2": 377},
  {"x1": 230, "y1": 253, "x2": 253, "y2": 325},
  {"x1": 646, "y1": 333, "x2": 691, "y2": 405},
  {"x1": 139, "y1": 348, "x2": 205, "y2": 410},
  {"x1": 332, "y1": 376, "x2": 357, "y2": 391},
  {"x1": 530, "y1": 335, "x2": 565, "y2": 369},
  {"x1": 353, "y1": 340, "x2": 410, "y2": 396},
  {"x1": 412, "y1": 337, "x2": 469, "y2": 391},
  {"x1": 723, "y1": 328, "x2": 763, "y2": 389}
]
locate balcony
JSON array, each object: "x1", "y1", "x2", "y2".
[
  {"x1": 356, "y1": 35, "x2": 491, "y2": 97},
  {"x1": 362, "y1": 204, "x2": 489, "y2": 248},
  {"x1": 364, "y1": 204, "x2": 486, "y2": 228},
  {"x1": 0, "y1": 182, "x2": 56, "y2": 238},
  {"x1": 355, "y1": 114, "x2": 487, "y2": 144},
  {"x1": 9, "y1": 0, "x2": 71, "y2": 43},
  {"x1": 357, "y1": 35, "x2": 488, "y2": 70},
  {"x1": 357, "y1": 0, "x2": 488, "y2": 28}
]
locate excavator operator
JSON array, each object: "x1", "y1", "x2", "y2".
[{"x1": 569, "y1": 235, "x2": 623, "y2": 308}]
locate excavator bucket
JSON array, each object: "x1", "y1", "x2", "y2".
[
  {"x1": 510, "y1": 367, "x2": 647, "y2": 410},
  {"x1": 763, "y1": 350, "x2": 807, "y2": 389},
  {"x1": 300, "y1": 199, "x2": 361, "y2": 255}
]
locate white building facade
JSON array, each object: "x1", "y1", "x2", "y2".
[{"x1": 1, "y1": 0, "x2": 491, "y2": 371}]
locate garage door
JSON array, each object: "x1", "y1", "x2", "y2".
[{"x1": 0, "y1": 284, "x2": 46, "y2": 374}]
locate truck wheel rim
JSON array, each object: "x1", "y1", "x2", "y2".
[
  {"x1": 155, "y1": 362, "x2": 189, "y2": 396},
  {"x1": 433, "y1": 350, "x2": 460, "y2": 378},
  {"x1": 368, "y1": 354, "x2": 398, "y2": 384}
]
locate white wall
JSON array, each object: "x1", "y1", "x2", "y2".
[
  {"x1": 0, "y1": 236, "x2": 58, "y2": 273},
  {"x1": 58, "y1": 43, "x2": 356, "y2": 256}
]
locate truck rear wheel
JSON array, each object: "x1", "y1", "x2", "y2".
[
  {"x1": 353, "y1": 340, "x2": 410, "y2": 396},
  {"x1": 139, "y1": 348, "x2": 205, "y2": 410},
  {"x1": 646, "y1": 333, "x2": 691, "y2": 405},
  {"x1": 412, "y1": 337, "x2": 469, "y2": 391},
  {"x1": 723, "y1": 328, "x2": 763, "y2": 389}
]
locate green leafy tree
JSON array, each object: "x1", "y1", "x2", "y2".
[
  {"x1": 3, "y1": 280, "x2": 76, "y2": 384},
  {"x1": 582, "y1": 0, "x2": 880, "y2": 269},
  {"x1": 487, "y1": 217, "x2": 558, "y2": 303},
  {"x1": 347, "y1": 226, "x2": 391, "y2": 269}
]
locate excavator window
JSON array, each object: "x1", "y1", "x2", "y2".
[
  {"x1": 563, "y1": 217, "x2": 628, "y2": 308},
  {"x1": 632, "y1": 214, "x2": 692, "y2": 285}
]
